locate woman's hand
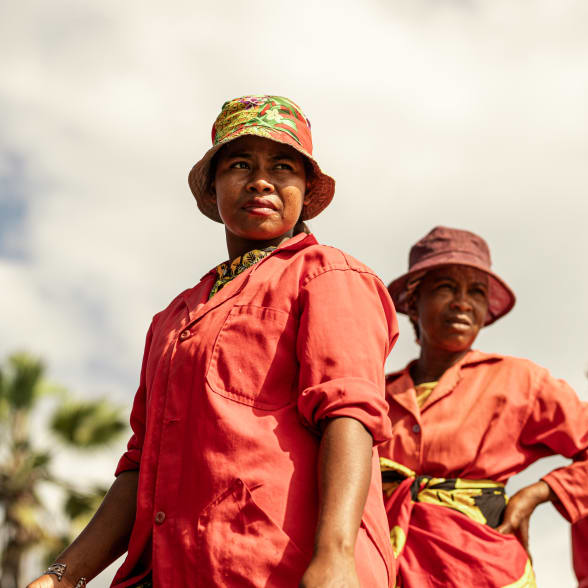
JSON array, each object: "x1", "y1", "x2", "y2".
[
  {"x1": 26, "y1": 574, "x2": 68, "y2": 588},
  {"x1": 300, "y1": 548, "x2": 360, "y2": 588},
  {"x1": 496, "y1": 480, "x2": 555, "y2": 552}
]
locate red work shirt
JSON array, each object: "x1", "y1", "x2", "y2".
[
  {"x1": 379, "y1": 350, "x2": 588, "y2": 517},
  {"x1": 379, "y1": 350, "x2": 588, "y2": 583},
  {"x1": 112, "y1": 233, "x2": 398, "y2": 587}
]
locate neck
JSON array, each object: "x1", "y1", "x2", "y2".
[
  {"x1": 411, "y1": 346, "x2": 470, "y2": 385},
  {"x1": 225, "y1": 229, "x2": 295, "y2": 260}
]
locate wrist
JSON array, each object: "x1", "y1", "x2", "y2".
[
  {"x1": 44, "y1": 562, "x2": 87, "y2": 588},
  {"x1": 314, "y1": 535, "x2": 356, "y2": 559}
]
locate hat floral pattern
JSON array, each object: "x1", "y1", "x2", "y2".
[{"x1": 212, "y1": 96, "x2": 308, "y2": 148}]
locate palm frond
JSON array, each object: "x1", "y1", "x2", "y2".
[
  {"x1": 63, "y1": 486, "x2": 106, "y2": 521},
  {"x1": 50, "y1": 399, "x2": 127, "y2": 448},
  {"x1": 1, "y1": 353, "x2": 45, "y2": 411}
]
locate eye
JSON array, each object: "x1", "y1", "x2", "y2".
[
  {"x1": 471, "y1": 287, "x2": 488, "y2": 298},
  {"x1": 275, "y1": 162, "x2": 294, "y2": 171},
  {"x1": 435, "y1": 281, "x2": 454, "y2": 292},
  {"x1": 230, "y1": 161, "x2": 249, "y2": 169}
]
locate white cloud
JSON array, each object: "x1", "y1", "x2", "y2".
[{"x1": 2, "y1": 1, "x2": 587, "y2": 585}]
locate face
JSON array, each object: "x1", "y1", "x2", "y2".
[
  {"x1": 209, "y1": 135, "x2": 309, "y2": 242},
  {"x1": 409, "y1": 265, "x2": 489, "y2": 353}
]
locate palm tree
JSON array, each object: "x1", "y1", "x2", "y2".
[{"x1": 0, "y1": 352, "x2": 127, "y2": 588}]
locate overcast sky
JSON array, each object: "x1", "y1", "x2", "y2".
[{"x1": 1, "y1": 0, "x2": 587, "y2": 585}]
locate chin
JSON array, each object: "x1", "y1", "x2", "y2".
[
  {"x1": 441, "y1": 335, "x2": 475, "y2": 353},
  {"x1": 234, "y1": 221, "x2": 296, "y2": 241}
]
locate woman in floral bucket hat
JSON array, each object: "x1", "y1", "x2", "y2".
[
  {"x1": 188, "y1": 95, "x2": 335, "y2": 223},
  {"x1": 378, "y1": 226, "x2": 588, "y2": 587},
  {"x1": 28, "y1": 96, "x2": 398, "y2": 588}
]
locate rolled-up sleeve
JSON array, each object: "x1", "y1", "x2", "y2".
[
  {"x1": 296, "y1": 265, "x2": 398, "y2": 444},
  {"x1": 520, "y1": 369, "x2": 588, "y2": 522},
  {"x1": 115, "y1": 322, "x2": 154, "y2": 476}
]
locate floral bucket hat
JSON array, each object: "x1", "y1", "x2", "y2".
[
  {"x1": 388, "y1": 226, "x2": 516, "y2": 326},
  {"x1": 188, "y1": 95, "x2": 336, "y2": 222}
]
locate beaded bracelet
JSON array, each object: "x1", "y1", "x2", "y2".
[
  {"x1": 44, "y1": 562, "x2": 87, "y2": 587},
  {"x1": 45, "y1": 563, "x2": 67, "y2": 581}
]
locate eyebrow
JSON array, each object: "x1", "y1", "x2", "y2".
[{"x1": 431, "y1": 276, "x2": 488, "y2": 288}]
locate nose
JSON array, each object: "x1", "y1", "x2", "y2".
[
  {"x1": 247, "y1": 174, "x2": 274, "y2": 194},
  {"x1": 450, "y1": 288, "x2": 473, "y2": 312}
]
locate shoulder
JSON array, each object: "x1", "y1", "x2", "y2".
[
  {"x1": 385, "y1": 365, "x2": 412, "y2": 389},
  {"x1": 294, "y1": 243, "x2": 383, "y2": 287},
  {"x1": 464, "y1": 350, "x2": 551, "y2": 389},
  {"x1": 152, "y1": 278, "x2": 211, "y2": 326},
  {"x1": 467, "y1": 350, "x2": 547, "y2": 374}
]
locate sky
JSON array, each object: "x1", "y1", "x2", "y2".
[{"x1": 1, "y1": 0, "x2": 587, "y2": 585}]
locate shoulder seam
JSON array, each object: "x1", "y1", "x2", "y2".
[{"x1": 301, "y1": 264, "x2": 382, "y2": 288}]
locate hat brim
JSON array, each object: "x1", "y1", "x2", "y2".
[
  {"x1": 388, "y1": 260, "x2": 516, "y2": 326},
  {"x1": 188, "y1": 130, "x2": 335, "y2": 223}
]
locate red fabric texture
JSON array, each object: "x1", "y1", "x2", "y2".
[
  {"x1": 379, "y1": 350, "x2": 588, "y2": 586},
  {"x1": 112, "y1": 233, "x2": 398, "y2": 587},
  {"x1": 573, "y1": 517, "x2": 588, "y2": 587},
  {"x1": 384, "y1": 478, "x2": 530, "y2": 587}
]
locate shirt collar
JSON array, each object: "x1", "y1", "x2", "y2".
[{"x1": 199, "y1": 232, "x2": 317, "y2": 281}]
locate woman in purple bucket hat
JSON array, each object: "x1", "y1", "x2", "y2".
[
  {"x1": 378, "y1": 226, "x2": 588, "y2": 587},
  {"x1": 27, "y1": 96, "x2": 399, "y2": 588}
]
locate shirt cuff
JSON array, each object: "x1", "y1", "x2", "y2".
[
  {"x1": 542, "y1": 470, "x2": 584, "y2": 523},
  {"x1": 115, "y1": 451, "x2": 141, "y2": 477},
  {"x1": 297, "y1": 377, "x2": 392, "y2": 444}
]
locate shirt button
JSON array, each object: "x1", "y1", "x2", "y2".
[
  {"x1": 179, "y1": 329, "x2": 191, "y2": 340},
  {"x1": 154, "y1": 511, "x2": 166, "y2": 524},
  {"x1": 412, "y1": 424, "x2": 421, "y2": 434}
]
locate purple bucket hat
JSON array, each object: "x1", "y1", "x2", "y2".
[{"x1": 388, "y1": 226, "x2": 516, "y2": 326}]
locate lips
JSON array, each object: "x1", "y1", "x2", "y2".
[
  {"x1": 446, "y1": 315, "x2": 472, "y2": 327},
  {"x1": 242, "y1": 197, "x2": 278, "y2": 213}
]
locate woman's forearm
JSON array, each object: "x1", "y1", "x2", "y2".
[
  {"x1": 314, "y1": 417, "x2": 373, "y2": 554},
  {"x1": 300, "y1": 417, "x2": 373, "y2": 587},
  {"x1": 30, "y1": 470, "x2": 139, "y2": 587}
]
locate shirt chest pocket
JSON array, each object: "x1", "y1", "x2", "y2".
[{"x1": 205, "y1": 305, "x2": 298, "y2": 410}]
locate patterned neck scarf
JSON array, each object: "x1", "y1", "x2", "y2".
[{"x1": 208, "y1": 246, "x2": 276, "y2": 299}]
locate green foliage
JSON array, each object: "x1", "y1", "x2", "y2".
[
  {"x1": 63, "y1": 486, "x2": 107, "y2": 520},
  {"x1": 0, "y1": 448, "x2": 53, "y2": 502},
  {"x1": 51, "y1": 400, "x2": 126, "y2": 448},
  {"x1": 0, "y1": 352, "x2": 45, "y2": 410},
  {"x1": 0, "y1": 351, "x2": 127, "y2": 586}
]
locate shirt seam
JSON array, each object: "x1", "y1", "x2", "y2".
[{"x1": 301, "y1": 264, "x2": 383, "y2": 289}]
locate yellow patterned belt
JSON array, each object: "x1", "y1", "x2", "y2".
[{"x1": 380, "y1": 457, "x2": 508, "y2": 528}]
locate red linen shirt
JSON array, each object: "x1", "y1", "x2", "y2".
[
  {"x1": 112, "y1": 233, "x2": 398, "y2": 587},
  {"x1": 379, "y1": 350, "x2": 588, "y2": 522}
]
